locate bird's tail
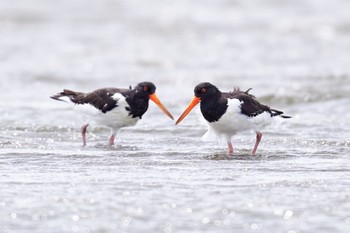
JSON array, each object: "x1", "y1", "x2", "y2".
[
  {"x1": 50, "y1": 89, "x2": 81, "y2": 102},
  {"x1": 270, "y1": 108, "x2": 291, "y2": 118}
]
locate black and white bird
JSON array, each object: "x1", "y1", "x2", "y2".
[
  {"x1": 176, "y1": 82, "x2": 290, "y2": 155},
  {"x1": 51, "y1": 82, "x2": 174, "y2": 146}
]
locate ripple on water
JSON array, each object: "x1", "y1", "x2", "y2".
[{"x1": 1, "y1": 0, "x2": 350, "y2": 232}]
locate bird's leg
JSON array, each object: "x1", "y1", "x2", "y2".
[
  {"x1": 227, "y1": 141, "x2": 234, "y2": 155},
  {"x1": 252, "y1": 131, "x2": 262, "y2": 155},
  {"x1": 109, "y1": 129, "x2": 117, "y2": 146},
  {"x1": 81, "y1": 124, "x2": 89, "y2": 146}
]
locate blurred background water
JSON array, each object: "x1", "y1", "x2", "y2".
[{"x1": 0, "y1": 0, "x2": 350, "y2": 232}]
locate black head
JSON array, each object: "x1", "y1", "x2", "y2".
[
  {"x1": 129, "y1": 81, "x2": 174, "y2": 120},
  {"x1": 175, "y1": 82, "x2": 222, "y2": 125},
  {"x1": 135, "y1": 82, "x2": 156, "y2": 96},
  {"x1": 194, "y1": 82, "x2": 221, "y2": 100}
]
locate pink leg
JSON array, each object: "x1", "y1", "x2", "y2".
[
  {"x1": 81, "y1": 124, "x2": 89, "y2": 146},
  {"x1": 109, "y1": 134, "x2": 116, "y2": 146},
  {"x1": 227, "y1": 141, "x2": 233, "y2": 155},
  {"x1": 252, "y1": 131, "x2": 262, "y2": 155}
]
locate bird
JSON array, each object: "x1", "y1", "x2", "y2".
[
  {"x1": 175, "y1": 82, "x2": 290, "y2": 155},
  {"x1": 51, "y1": 82, "x2": 174, "y2": 146}
]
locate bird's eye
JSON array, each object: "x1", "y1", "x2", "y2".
[
  {"x1": 144, "y1": 86, "x2": 149, "y2": 91},
  {"x1": 201, "y1": 88, "x2": 206, "y2": 93}
]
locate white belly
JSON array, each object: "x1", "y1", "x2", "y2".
[
  {"x1": 74, "y1": 93, "x2": 139, "y2": 130},
  {"x1": 208, "y1": 99, "x2": 272, "y2": 140}
]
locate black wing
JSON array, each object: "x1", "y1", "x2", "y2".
[
  {"x1": 224, "y1": 88, "x2": 290, "y2": 118},
  {"x1": 51, "y1": 88, "x2": 131, "y2": 113}
]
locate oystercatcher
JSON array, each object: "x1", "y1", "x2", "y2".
[
  {"x1": 176, "y1": 82, "x2": 290, "y2": 155},
  {"x1": 51, "y1": 82, "x2": 174, "y2": 146}
]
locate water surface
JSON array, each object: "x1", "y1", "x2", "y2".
[{"x1": 0, "y1": 0, "x2": 350, "y2": 232}]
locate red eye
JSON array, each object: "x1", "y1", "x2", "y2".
[
  {"x1": 201, "y1": 88, "x2": 206, "y2": 93},
  {"x1": 144, "y1": 86, "x2": 149, "y2": 91}
]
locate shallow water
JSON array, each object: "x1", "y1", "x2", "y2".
[{"x1": 1, "y1": 0, "x2": 350, "y2": 232}]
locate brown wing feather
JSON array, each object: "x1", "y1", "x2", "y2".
[
  {"x1": 224, "y1": 88, "x2": 289, "y2": 118},
  {"x1": 51, "y1": 88, "x2": 130, "y2": 113}
]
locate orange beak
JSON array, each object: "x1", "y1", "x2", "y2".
[
  {"x1": 175, "y1": 96, "x2": 200, "y2": 125},
  {"x1": 149, "y1": 93, "x2": 174, "y2": 120}
]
